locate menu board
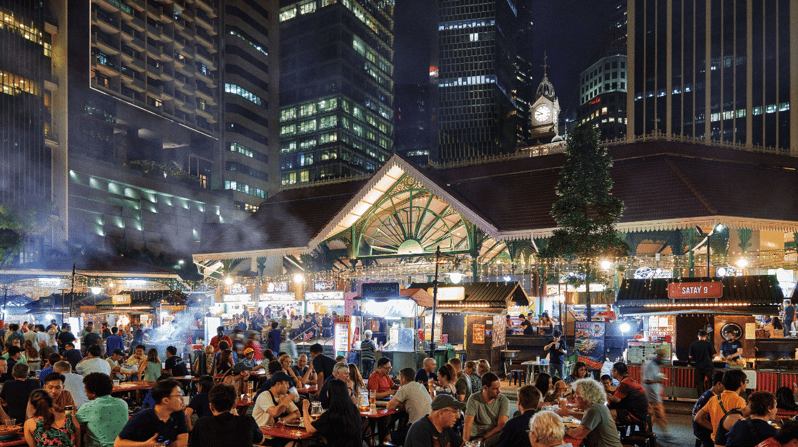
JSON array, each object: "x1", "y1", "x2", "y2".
[
  {"x1": 575, "y1": 321, "x2": 606, "y2": 368},
  {"x1": 626, "y1": 341, "x2": 672, "y2": 365},
  {"x1": 473, "y1": 324, "x2": 485, "y2": 344}
]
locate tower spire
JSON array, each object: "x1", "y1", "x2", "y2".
[{"x1": 542, "y1": 51, "x2": 549, "y2": 77}]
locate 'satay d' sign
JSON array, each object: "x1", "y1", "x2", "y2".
[{"x1": 667, "y1": 282, "x2": 723, "y2": 299}]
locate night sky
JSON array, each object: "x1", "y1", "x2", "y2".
[{"x1": 395, "y1": 0, "x2": 616, "y2": 118}]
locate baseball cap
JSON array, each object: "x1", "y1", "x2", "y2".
[
  {"x1": 244, "y1": 347, "x2": 254, "y2": 355},
  {"x1": 431, "y1": 394, "x2": 466, "y2": 411},
  {"x1": 271, "y1": 371, "x2": 291, "y2": 383}
]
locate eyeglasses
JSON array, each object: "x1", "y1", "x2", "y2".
[{"x1": 168, "y1": 392, "x2": 185, "y2": 399}]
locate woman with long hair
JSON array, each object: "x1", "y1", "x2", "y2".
[
  {"x1": 279, "y1": 354, "x2": 301, "y2": 386},
  {"x1": 301, "y1": 379, "x2": 362, "y2": 447},
  {"x1": 216, "y1": 348, "x2": 234, "y2": 375},
  {"x1": 348, "y1": 363, "x2": 364, "y2": 396},
  {"x1": 194, "y1": 345, "x2": 215, "y2": 376},
  {"x1": 139, "y1": 348, "x2": 162, "y2": 382},
  {"x1": 23, "y1": 340, "x2": 38, "y2": 363},
  {"x1": 564, "y1": 362, "x2": 589, "y2": 385},
  {"x1": 23, "y1": 390, "x2": 80, "y2": 447},
  {"x1": 433, "y1": 364, "x2": 457, "y2": 398},
  {"x1": 534, "y1": 373, "x2": 553, "y2": 409}
]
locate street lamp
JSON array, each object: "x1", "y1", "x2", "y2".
[
  {"x1": 695, "y1": 224, "x2": 724, "y2": 277},
  {"x1": 428, "y1": 246, "x2": 461, "y2": 359}
]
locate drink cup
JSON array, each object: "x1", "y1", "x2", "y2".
[
  {"x1": 7, "y1": 419, "x2": 15, "y2": 427},
  {"x1": 182, "y1": 396, "x2": 190, "y2": 406},
  {"x1": 113, "y1": 380, "x2": 120, "y2": 387}
]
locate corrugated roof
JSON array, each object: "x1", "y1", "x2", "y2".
[
  {"x1": 616, "y1": 276, "x2": 784, "y2": 306},
  {"x1": 411, "y1": 282, "x2": 529, "y2": 306}
]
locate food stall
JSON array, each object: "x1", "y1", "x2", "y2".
[{"x1": 616, "y1": 275, "x2": 785, "y2": 398}]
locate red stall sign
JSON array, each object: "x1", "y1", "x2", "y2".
[{"x1": 667, "y1": 282, "x2": 723, "y2": 299}]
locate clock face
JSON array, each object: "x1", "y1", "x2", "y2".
[{"x1": 534, "y1": 105, "x2": 552, "y2": 122}]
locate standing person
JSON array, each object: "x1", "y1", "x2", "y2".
[
  {"x1": 642, "y1": 349, "x2": 673, "y2": 443},
  {"x1": 114, "y1": 379, "x2": 189, "y2": 447},
  {"x1": 23, "y1": 390, "x2": 81, "y2": 447},
  {"x1": 721, "y1": 330, "x2": 744, "y2": 367},
  {"x1": 694, "y1": 368, "x2": 748, "y2": 443},
  {"x1": 404, "y1": 395, "x2": 466, "y2": 447},
  {"x1": 209, "y1": 327, "x2": 231, "y2": 354},
  {"x1": 563, "y1": 378, "x2": 623, "y2": 447},
  {"x1": 2, "y1": 363, "x2": 41, "y2": 422},
  {"x1": 784, "y1": 300, "x2": 796, "y2": 337},
  {"x1": 188, "y1": 384, "x2": 263, "y2": 447},
  {"x1": 496, "y1": 385, "x2": 541, "y2": 447},
  {"x1": 689, "y1": 330, "x2": 716, "y2": 396},
  {"x1": 360, "y1": 329, "x2": 377, "y2": 378},
  {"x1": 544, "y1": 330, "x2": 568, "y2": 379},
  {"x1": 47, "y1": 324, "x2": 59, "y2": 351},
  {"x1": 692, "y1": 371, "x2": 725, "y2": 447},
  {"x1": 105, "y1": 327, "x2": 124, "y2": 355},
  {"x1": 300, "y1": 380, "x2": 363, "y2": 447},
  {"x1": 308, "y1": 343, "x2": 336, "y2": 386},
  {"x1": 278, "y1": 332, "x2": 297, "y2": 360},
  {"x1": 463, "y1": 372, "x2": 510, "y2": 447},
  {"x1": 246, "y1": 332, "x2": 263, "y2": 362},
  {"x1": 56, "y1": 325, "x2": 76, "y2": 356},
  {"x1": 76, "y1": 372, "x2": 128, "y2": 447},
  {"x1": 267, "y1": 322, "x2": 282, "y2": 354}
]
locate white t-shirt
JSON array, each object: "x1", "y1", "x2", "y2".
[
  {"x1": 63, "y1": 373, "x2": 89, "y2": 409},
  {"x1": 253, "y1": 389, "x2": 298, "y2": 427},
  {"x1": 393, "y1": 381, "x2": 432, "y2": 423},
  {"x1": 76, "y1": 357, "x2": 112, "y2": 376}
]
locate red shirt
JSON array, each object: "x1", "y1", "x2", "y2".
[
  {"x1": 210, "y1": 335, "x2": 232, "y2": 353},
  {"x1": 367, "y1": 371, "x2": 394, "y2": 393},
  {"x1": 246, "y1": 339, "x2": 263, "y2": 361}
]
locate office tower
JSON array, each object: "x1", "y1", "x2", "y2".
[
  {"x1": 278, "y1": 0, "x2": 394, "y2": 185},
  {"x1": 577, "y1": 54, "x2": 628, "y2": 139},
  {"x1": 436, "y1": 0, "x2": 533, "y2": 162},
  {"x1": 220, "y1": 0, "x2": 280, "y2": 212},
  {"x1": 394, "y1": 83, "x2": 432, "y2": 165},
  {"x1": 65, "y1": 0, "x2": 242, "y2": 255},
  {"x1": 627, "y1": 0, "x2": 798, "y2": 154},
  {"x1": 0, "y1": 1, "x2": 60, "y2": 261}
]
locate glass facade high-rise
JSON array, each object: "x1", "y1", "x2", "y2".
[
  {"x1": 628, "y1": 0, "x2": 798, "y2": 154},
  {"x1": 220, "y1": 0, "x2": 280, "y2": 212},
  {"x1": 278, "y1": 0, "x2": 394, "y2": 185},
  {"x1": 436, "y1": 0, "x2": 533, "y2": 162}
]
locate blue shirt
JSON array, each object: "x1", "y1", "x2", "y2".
[
  {"x1": 105, "y1": 334, "x2": 125, "y2": 354},
  {"x1": 39, "y1": 366, "x2": 54, "y2": 383},
  {"x1": 118, "y1": 408, "x2": 188, "y2": 444},
  {"x1": 187, "y1": 392, "x2": 211, "y2": 419}
]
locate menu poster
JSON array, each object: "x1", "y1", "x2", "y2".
[
  {"x1": 575, "y1": 321, "x2": 606, "y2": 367},
  {"x1": 333, "y1": 323, "x2": 349, "y2": 356},
  {"x1": 626, "y1": 341, "x2": 672, "y2": 365},
  {"x1": 473, "y1": 324, "x2": 485, "y2": 344}
]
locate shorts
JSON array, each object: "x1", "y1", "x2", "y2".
[{"x1": 616, "y1": 408, "x2": 646, "y2": 426}]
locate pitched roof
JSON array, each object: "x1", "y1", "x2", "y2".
[{"x1": 196, "y1": 141, "x2": 798, "y2": 258}]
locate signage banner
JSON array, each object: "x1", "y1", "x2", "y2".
[
  {"x1": 361, "y1": 282, "x2": 400, "y2": 299},
  {"x1": 265, "y1": 282, "x2": 288, "y2": 293},
  {"x1": 112, "y1": 294, "x2": 131, "y2": 305},
  {"x1": 313, "y1": 280, "x2": 337, "y2": 291},
  {"x1": 259, "y1": 293, "x2": 295, "y2": 302},
  {"x1": 427, "y1": 286, "x2": 465, "y2": 301},
  {"x1": 223, "y1": 294, "x2": 251, "y2": 303},
  {"x1": 667, "y1": 282, "x2": 723, "y2": 299},
  {"x1": 305, "y1": 291, "x2": 344, "y2": 301},
  {"x1": 575, "y1": 321, "x2": 605, "y2": 367}
]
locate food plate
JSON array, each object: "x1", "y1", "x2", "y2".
[{"x1": 284, "y1": 421, "x2": 304, "y2": 429}]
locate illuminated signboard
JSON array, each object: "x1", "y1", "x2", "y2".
[
  {"x1": 667, "y1": 282, "x2": 723, "y2": 299},
  {"x1": 223, "y1": 294, "x2": 252, "y2": 303},
  {"x1": 266, "y1": 282, "x2": 288, "y2": 293},
  {"x1": 305, "y1": 291, "x2": 344, "y2": 301},
  {"x1": 361, "y1": 282, "x2": 400, "y2": 299},
  {"x1": 313, "y1": 280, "x2": 337, "y2": 291},
  {"x1": 259, "y1": 293, "x2": 295, "y2": 302},
  {"x1": 427, "y1": 287, "x2": 465, "y2": 301},
  {"x1": 112, "y1": 294, "x2": 131, "y2": 305},
  {"x1": 589, "y1": 97, "x2": 601, "y2": 105}
]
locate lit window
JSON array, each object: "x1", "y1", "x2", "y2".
[
  {"x1": 299, "y1": 120, "x2": 317, "y2": 133},
  {"x1": 279, "y1": 7, "x2": 297, "y2": 21},
  {"x1": 300, "y1": 103, "x2": 317, "y2": 117},
  {"x1": 281, "y1": 124, "x2": 296, "y2": 136},
  {"x1": 281, "y1": 108, "x2": 296, "y2": 122},
  {"x1": 300, "y1": 171, "x2": 309, "y2": 182}
]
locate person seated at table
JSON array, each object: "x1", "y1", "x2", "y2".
[
  {"x1": 23, "y1": 390, "x2": 81, "y2": 447},
  {"x1": 496, "y1": 385, "x2": 541, "y2": 447},
  {"x1": 138, "y1": 349, "x2": 162, "y2": 382},
  {"x1": 563, "y1": 362, "x2": 589, "y2": 385},
  {"x1": 278, "y1": 354, "x2": 301, "y2": 387},
  {"x1": 544, "y1": 380, "x2": 569, "y2": 404},
  {"x1": 693, "y1": 371, "x2": 725, "y2": 447},
  {"x1": 607, "y1": 362, "x2": 648, "y2": 427},
  {"x1": 252, "y1": 371, "x2": 300, "y2": 428},
  {"x1": 712, "y1": 394, "x2": 751, "y2": 447},
  {"x1": 53, "y1": 361, "x2": 88, "y2": 410},
  {"x1": 433, "y1": 364, "x2": 457, "y2": 398},
  {"x1": 254, "y1": 360, "x2": 295, "y2": 401},
  {"x1": 105, "y1": 349, "x2": 127, "y2": 382},
  {"x1": 62, "y1": 344, "x2": 83, "y2": 371},
  {"x1": 24, "y1": 339, "x2": 39, "y2": 364},
  {"x1": 26, "y1": 372, "x2": 75, "y2": 418},
  {"x1": 405, "y1": 394, "x2": 466, "y2": 447},
  {"x1": 725, "y1": 391, "x2": 778, "y2": 447},
  {"x1": 142, "y1": 373, "x2": 174, "y2": 409},
  {"x1": 115, "y1": 379, "x2": 189, "y2": 447},
  {"x1": 348, "y1": 363, "x2": 365, "y2": 397},
  {"x1": 448, "y1": 358, "x2": 471, "y2": 403},
  {"x1": 236, "y1": 347, "x2": 258, "y2": 371},
  {"x1": 520, "y1": 314, "x2": 535, "y2": 335},
  {"x1": 39, "y1": 352, "x2": 63, "y2": 383},
  {"x1": 76, "y1": 344, "x2": 112, "y2": 376},
  {"x1": 477, "y1": 359, "x2": 491, "y2": 376},
  {"x1": 369, "y1": 358, "x2": 398, "y2": 400},
  {"x1": 562, "y1": 378, "x2": 622, "y2": 446},
  {"x1": 193, "y1": 345, "x2": 215, "y2": 376},
  {"x1": 76, "y1": 372, "x2": 128, "y2": 447},
  {"x1": 694, "y1": 369, "x2": 747, "y2": 443},
  {"x1": 600, "y1": 375, "x2": 616, "y2": 395},
  {"x1": 252, "y1": 349, "x2": 276, "y2": 375},
  {"x1": 301, "y1": 379, "x2": 363, "y2": 447},
  {"x1": 534, "y1": 373, "x2": 553, "y2": 409},
  {"x1": 214, "y1": 345, "x2": 234, "y2": 377},
  {"x1": 464, "y1": 372, "x2": 510, "y2": 447},
  {"x1": 184, "y1": 375, "x2": 214, "y2": 431},
  {"x1": 320, "y1": 362, "x2": 356, "y2": 409},
  {"x1": 188, "y1": 383, "x2": 263, "y2": 447},
  {"x1": 164, "y1": 346, "x2": 189, "y2": 377},
  {"x1": 124, "y1": 344, "x2": 146, "y2": 375},
  {"x1": 388, "y1": 368, "x2": 433, "y2": 427},
  {"x1": 765, "y1": 317, "x2": 785, "y2": 338},
  {"x1": 758, "y1": 420, "x2": 798, "y2": 447},
  {"x1": 291, "y1": 354, "x2": 311, "y2": 384},
  {"x1": 415, "y1": 358, "x2": 438, "y2": 385},
  {"x1": 538, "y1": 313, "x2": 554, "y2": 335},
  {"x1": 1, "y1": 362, "x2": 41, "y2": 423},
  {"x1": 465, "y1": 361, "x2": 481, "y2": 395},
  {"x1": 528, "y1": 410, "x2": 573, "y2": 447}
]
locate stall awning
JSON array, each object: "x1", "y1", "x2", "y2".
[
  {"x1": 411, "y1": 281, "x2": 529, "y2": 313},
  {"x1": 616, "y1": 275, "x2": 784, "y2": 316},
  {"x1": 400, "y1": 288, "x2": 434, "y2": 308}
]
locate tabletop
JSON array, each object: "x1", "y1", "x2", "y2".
[
  {"x1": 360, "y1": 408, "x2": 398, "y2": 419},
  {"x1": 261, "y1": 424, "x2": 315, "y2": 440},
  {"x1": 112, "y1": 381, "x2": 155, "y2": 393},
  {"x1": 172, "y1": 375, "x2": 201, "y2": 381},
  {"x1": 0, "y1": 427, "x2": 24, "y2": 447},
  {"x1": 297, "y1": 386, "x2": 318, "y2": 394},
  {"x1": 777, "y1": 409, "x2": 798, "y2": 418},
  {"x1": 0, "y1": 438, "x2": 24, "y2": 447}
]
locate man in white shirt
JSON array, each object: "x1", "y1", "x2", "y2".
[
  {"x1": 252, "y1": 371, "x2": 300, "y2": 427},
  {"x1": 53, "y1": 360, "x2": 89, "y2": 409},
  {"x1": 76, "y1": 344, "x2": 112, "y2": 376},
  {"x1": 388, "y1": 367, "x2": 432, "y2": 424}
]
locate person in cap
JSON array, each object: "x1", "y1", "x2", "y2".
[
  {"x1": 239, "y1": 348, "x2": 258, "y2": 369},
  {"x1": 405, "y1": 394, "x2": 466, "y2": 447}
]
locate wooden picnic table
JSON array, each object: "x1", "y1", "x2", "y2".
[
  {"x1": 261, "y1": 424, "x2": 315, "y2": 440},
  {"x1": 112, "y1": 381, "x2": 155, "y2": 393},
  {"x1": 0, "y1": 426, "x2": 24, "y2": 447},
  {"x1": 297, "y1": 386, "x2": 318, "y2": 394},
  {"x1": 777, "y1": 409, "x2": 798, "y2": 418}
]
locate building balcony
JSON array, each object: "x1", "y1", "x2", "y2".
[
  {"x1": 123, "y1": 14, "x2": 145, "y2": 32},
  {"x1": 129, "y1": 57, "x2": 145, "y2": 71},
  {"x1": 194, "y1": 12, "x2": 214, "y2": 32},
  {"x1": 146, "y1": 23, "x2": 160, "y2": 39},
  {"x1": 93, "y1": 0, "x2": 121, "y2": 14},
  {"x1": 44, "y1": 74, "x2": 58, "y2": 92},
  {"x1": 145, "y1": 3, "x2": 160, "y2": 20},
  {"x1": 125, "y1": 0, "x2": 144, "y2": 12},
  {"x1": 92, "y1": 33, "x2": 120, "y2": 55},
  {"x1": 126, "y1": 77, "x2": 145, "y2": 92},
  {"x1": 126, "y1": 35, "x2": 145, "y2": 51},
  {"x1": 145, "y1": 43, "x2": 160, "y2": 59},
  {"x1": 92, "y1": 56, "x2": 120, "y2": 76},
  {"x1": 92, "y1": 10, "x2": 119, "y2": 34}
]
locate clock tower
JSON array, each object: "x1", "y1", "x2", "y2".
[{"x1": 530, "y1": 54, "x2": 561, "y2": 142}]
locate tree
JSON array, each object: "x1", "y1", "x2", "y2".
[
  {"x1": 0, "y1": 202, "x2": 54, "y2": 266},
  {"x1": 540, "y1": 124, "x2": 629, "y2": 321}
]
